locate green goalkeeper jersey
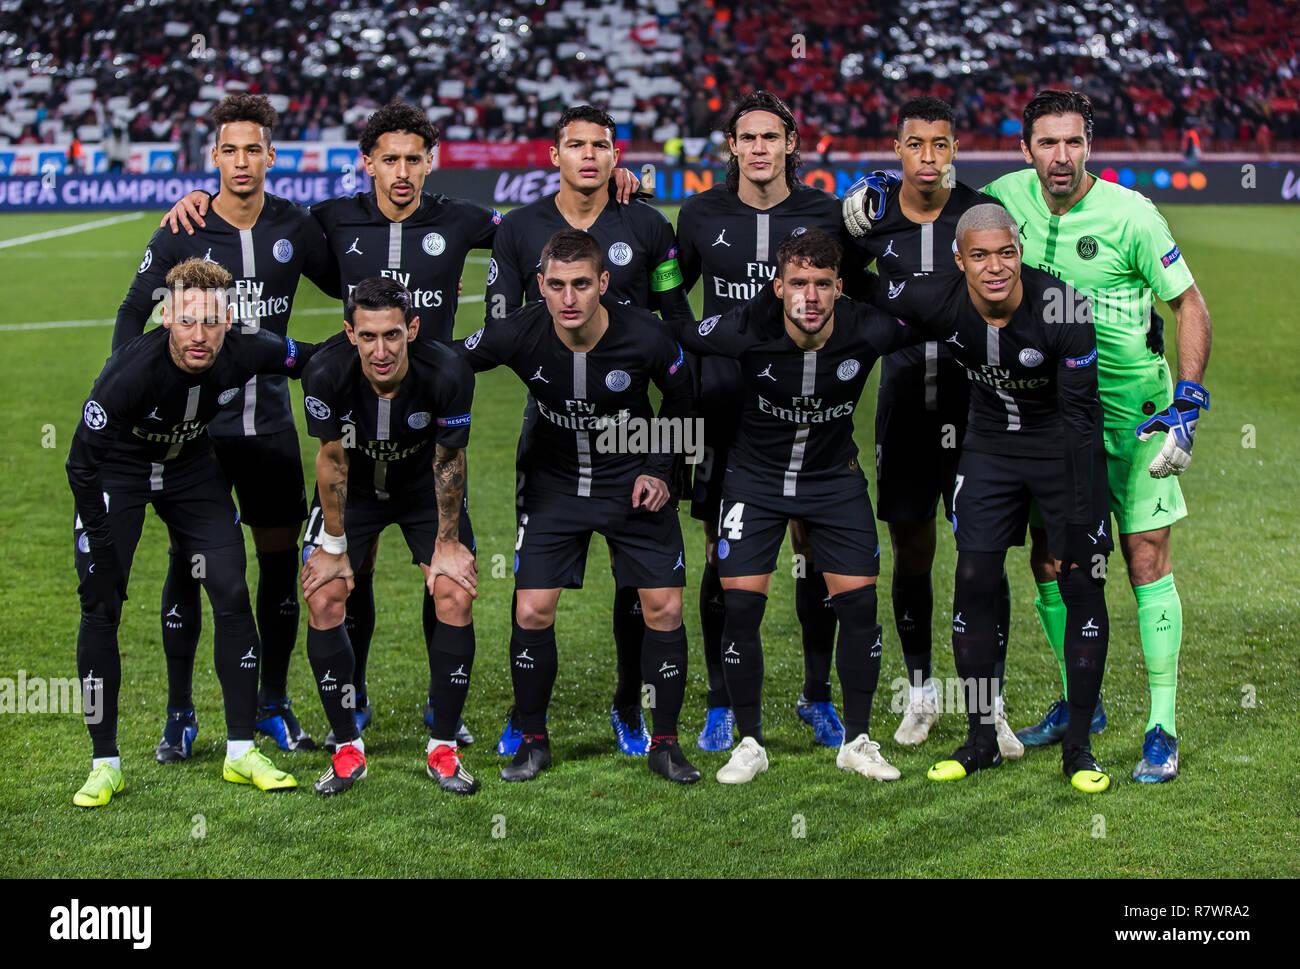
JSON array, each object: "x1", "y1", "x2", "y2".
[{"x1": 983, "y1": 169, "x2": 1195, "y2": 427}]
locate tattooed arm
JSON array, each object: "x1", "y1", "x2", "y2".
[
  {"x1": 301, "y1": 438, "x2": 353, "y2": 597},
  {"x1": 427, "y1": 444, "x2": 478, "y2": 598},
  {"x1": 433, "y1": 444, "x2": 466, "y2": 543}
]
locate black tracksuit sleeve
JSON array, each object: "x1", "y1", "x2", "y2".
[
  {"x1": 468, "y1": 202, "x2": 500, "y2": 252},
  {"x1": 872, "y1": 270, "x2": 951, "y2": 339},
  {"x1": 673, "y1": 295, "x2": 765, "y2": 358},
  {"x1": 455, "y1": 318, "x2": 514, "y2": 373},
  {"x1": 838, "y1": 228, "x2": 873, "y2": 301},
  {"x1": 858, "y1": 301, "x2": 930, "y2": 354},
  {"x1": 1049, "y1": 302, "x2": 1104, "y2": 525},
  {"x1": 646, "y1": 214, "x2": 694, "y2": 327},
  {"x1": 66, "y1": 435, "x2": 112, "y2": 550},
  {"x1": 674, "y1": 203, "x2": 702, "y2": 295},
  {"x1": 235, "y1": 330, "x2": 319, "y2": 378},
  {"x1": 643, "y1": 331, "x2": 694, "y2": 483},
  {"x1": 484, "y1": 218, "x2": 526, "y2": 323},
  {"x1": 66, "y1": 361, "x2": 143, "y2": 548},
  {"x1": 300, "y1": 210, "x2": 342, "y2": 299},
  {"x1": 433, "y1": 353, "x2": 476, "y2": 451},
  {"x1": 113, "y1": 227, "x2": 175, "y2": 350}
]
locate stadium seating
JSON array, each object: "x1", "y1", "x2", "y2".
[{"x1": 0, "y1": 0, "x2": 1295, "y2": 156}]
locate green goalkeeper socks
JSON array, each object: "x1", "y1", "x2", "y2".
[
  {"x1": 1034, "y1": 580, "x2": 1069, "y2": 698},
  {"x1": 1135, "y1": 573, "x2": 1181, "y2": 737}
]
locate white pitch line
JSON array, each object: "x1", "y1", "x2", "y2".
[
  {"x1": 0, "y1": 294, "x2": 486, "y2": 332},
  {"x1": 0, "y1": 212, "x2": 145, "y2": 250}
]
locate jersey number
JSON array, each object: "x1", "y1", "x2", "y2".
[{"x1": 721, "y1": 502, "x2": 745, "y2": 540}]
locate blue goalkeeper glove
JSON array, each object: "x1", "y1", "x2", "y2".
[
  {"x1": 842, "y1": 170, "x2": 901, "y2": 238},
  {"x1": 1135, "y1": 379, "x2": 1210, "y2": 478}
]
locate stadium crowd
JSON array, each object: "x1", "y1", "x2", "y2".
[{"x1": 1, "y1": 0, "x2": 1297, "y2": 159}]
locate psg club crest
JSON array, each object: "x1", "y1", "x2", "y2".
[
  {"x1": 218, "y1": 388, "x2": 240, "y2": 404},
  {"x1": 837, "y1": 359, "x2": 860, "y2": 381},
  {"x1": 423, "y1": 232, "x2": 447, "y2": 256},
  {"x1": 1019, "y1": 348, "x2": 1045, "y2": 367},
  {"x1": 607, "y1": 241, "x2": 633, "y2": 266},
  {"x1": 1076, "y1": 235, "x2": 1099, "y2": 260},
  {"x1": 273, "y1": 239, "x2": 294, "y2": 263},
  {"x1": 408, "y1": 411, "x2": 432, "y2": 429},
  {"x1": 605, "y1": 369, "x2": 631, "y2": 392}
]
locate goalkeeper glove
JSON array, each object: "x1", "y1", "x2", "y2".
[
  {"x1": 842, "y1": 170, "x2": 901, "y2": 238},
  {"x1": 1135, "y1": 379, "x2": 1210, "y2": 478}
]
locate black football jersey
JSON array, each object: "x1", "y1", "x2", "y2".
[
  {"x1": 875, "y1": 266, "x2": 1104, "y2": 522},
  {"x1": 675, "y1": 182, "x2": 868, "y2": 399},
  {"x1": 854, "y1": 179, "x2": 999, "y2": 412},
  {"x1": 675, "y1": 288, "x2": 920, "y2": 510},
  {"x1": 68, "y1": 328, "x2": 314, "y2": 546},
  {"x1": 114, "y1": 193, "x2": 337, "y2": 438},
  {"x1": 312, "y1": 190, "x2": 501, "y2": 343},
  {"x1": 301, "y1": 333, "x2": 475, "y2": 501},
  {"x1": 457, "y1": 300, "x2": 693, "y2": 498},
  {"x1": 484, "y1": 192, "x2": 692, "y2": 326},
  {"x1": 676, "y1": 182, "x2": 867, "y2": 317}
]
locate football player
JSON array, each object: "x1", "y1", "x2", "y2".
[
  {"x1": 982, "y1": 91, "x2": 1211, "y2": 782},
  {"x1": 486, "y1": 105, "x2": 692, "y2": 759},
  {"x1": 459, "y1": 229, "x2": 700, "y2": 786},
  {"x1": 299, "y1": 277, "x2": 480, "y2": 795},
  {"x1": 69, "y1": 258, "x2": 315, "y2": 806}
]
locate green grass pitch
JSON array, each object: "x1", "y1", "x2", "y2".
[{"x1": 0, "y1": 203, "x2": 1295, "y2": 878}]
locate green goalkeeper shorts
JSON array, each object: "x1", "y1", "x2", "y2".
[{"x1": 1029, "y1": 429, "x2": 1186, "y2": 537}]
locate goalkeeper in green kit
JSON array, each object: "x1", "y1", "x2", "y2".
[
  {"x1": 848, "y1": 88, "x2": 1213, "y2": 782},
  {"x1": 982, "y1": 90, "x2": 1211, "y2": 783}
]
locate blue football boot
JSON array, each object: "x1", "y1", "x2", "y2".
[
  {"x1": 610, "y1": 706, "x2": 650, "y2": 756},
  {"x1": 796, "y1": 696, "x2": 845, "y2": 747},
  {"x1": 1015, "y1": 694, "x2": 1107, "y2": 746},
  {"x1": 696, "y1": 706, "x2": 736, "y2": 752},
  {"x1": 155, "y1": 707, "x2": 198, "y2": 763},
  {"x1": 255, "y1": 698, "x2": 317, "y2": 752},
  {"x1": 1133, "y1": 724, "x2": 1179, "y2": 783}
]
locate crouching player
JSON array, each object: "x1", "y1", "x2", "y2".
[
  {"x1": 299, "y1": 276, "x2": 480, "y2": 796},
  {"x1": 874, "y1": 204, "x2": 1113, "y2": 792},
  {"x1": 67, "y1": 257, "x2": 312, "y2": 806}
]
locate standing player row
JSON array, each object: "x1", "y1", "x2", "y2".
[{"x1": 65, "y1": 85, "x2": 1209, "y2": 807}]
